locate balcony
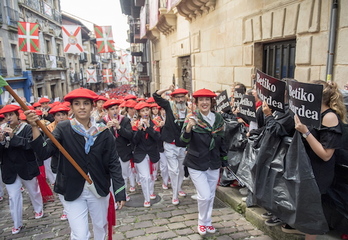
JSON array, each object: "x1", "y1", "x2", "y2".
[
  {"x1": 70, "y1": 72, "x2": 79, "y2": 84},
  {"x1": 131, "y1": 43, "x2": 143, "y2": 56},
  {"x1": 13, "y1": 58, "x2": 22, "y2": 75},
  {"x1": 176, "y1": 0, "x2": 216, "y2": 22},
  {"x1": 32, "y1": 53, "x2": 46, "y2": 69},
  {"x1": 57, "y1": 56, "x2": 66, "y2": 68},
  {"x1": 5, "y1": 6, "x2": 19, "y2": 28},
  {"x1": 0, "y1": 8, "x2": 3, "y2": 24},
  {"x1": 0, "y1": 58, "x2": 7, "y2": 76},
  {"x1": 19, "y1": 0, "x2": 62, "y2": 24},
  {"x1": 156, "y1": 8, "x2": 176, "y2": 35},
  {"x1": 79, "y1": 52, "x2": 88, "y2": 63}
]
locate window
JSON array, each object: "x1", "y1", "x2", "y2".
[
  {"x1": 46, "y1": 39, "x2": 51, "y2": 54},
  {"x1": 263, "y1": 40, "x2": 296, "y2": 79},
  {"x1": 56, "y1": 43, "x2": 61, "y2": 56}
]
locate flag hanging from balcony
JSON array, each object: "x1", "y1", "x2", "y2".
[
  {"x1": 103, "y1": 69, "x2": 113, "y2": 84},
  {"x1": 18, "y1": 22, "x2": 40, "y2": 53},
  {"x1": 62, "y1": 25, "x2": 83, "y2": 54},
  {"x1": 94, "y1": 25, "x2": 115, "y2": 53},
  {"x1": 86, "y1": 69, "x2": 97, "y2": 83}
]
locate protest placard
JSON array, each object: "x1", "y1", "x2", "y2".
[
  {"x1": 239, "y1": 94, "x2": 256, "y2": 122},
  {"x1": 256, "y1": 69, "x2": 285, "y2": 112},
  {"x1": 216, "y1": 90, "x2": 231, "y2": 113},
  {"x1": 233, "y1": 88, "x2": 245, "y2": 108},
  {"x1": 288, "y1": 80, "x2": 323, "y2": 128}
]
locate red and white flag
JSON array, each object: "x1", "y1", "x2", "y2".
[
  {"x1": 86, "y1": 69, "x2": 97, "y2": 83},
  {"x1": 62, "y1": 25, "x2": 83, "y2": 53},
  {"x1": 18, "y1": 22, "x2": 40, "y2": 52},
  {"x1": 103, "y1": 69, "x2": 113, "y2": 84},
  {"x1": 94, "y1": 25, "x2": 115, "y2": 53}
]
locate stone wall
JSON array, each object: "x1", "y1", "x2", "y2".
[{"x1": 151, "y1": 0, "x2": 348, "y2": 94}]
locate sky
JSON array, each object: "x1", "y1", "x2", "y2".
[{"x1": 60, "y1": 0, "x2": 130, "y2": 50}]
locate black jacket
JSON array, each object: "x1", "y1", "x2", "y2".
[
  {"x1": 181, "y1": 121, "x2": 228, "y2": 171},
  {"x1": 132, "y1": 120, "x2": 161, "y2": 163},
  {"x1": 30, "y1": 120, "x2": 126, "y2": 202},
  {"x1": 100, "y1": 116, "x2": 134, "y2": 162},
  {"x1": 0, "y1": 124, "x2": 40, "y2": 184},
  {"x1": 153, "y1": 92, "x2": 187, "y2": 147}
]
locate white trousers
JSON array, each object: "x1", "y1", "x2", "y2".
[
  {"x1": 164, "y1": 142, "x2": 185, "y2": 199},
  {"x1": 6, "y1": 175, "x2": 43, "y2": 228},
  {"x1": 120, "y1": 159, "x2": 135, "y2": 194},
  {"x1": 43, "y1": 157, "x2": 56, "y2": 185},
  {"x1": 136, "y1": 155, "x2": 155, "y2": 202},
  {"x1": 159, "y1": 152, "x2": 170, "y2": 185},
  {"x1": 188, "y1": 167, "x2": 219, "y2": 226},
  {"x1": 65, "y1": 187, "x2": 109, "y2": 240}
]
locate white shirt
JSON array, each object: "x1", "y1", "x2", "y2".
[{"x1": 201, "y1": 111, "x2": 215, "y2": 126}]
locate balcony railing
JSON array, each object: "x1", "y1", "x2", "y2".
[
  {"x1": 32, "y1": 53, "x2": 46, "y2": 69},
  {"x1": 0, "y1": 57, "x2": 7, "y2": 76},
  {"x1": 13, "y1": 58, "x2": 22, "y2": 75},
  {"x1": 19, "y1": 0, "x2": 62, "y2": 24},
  {"x1": 5, "y1": 6, "x2": 19, "y2": 28}
]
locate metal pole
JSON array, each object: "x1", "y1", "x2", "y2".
[{"x1": 326, "y1": 0, "x2": 338, "y2": 82}]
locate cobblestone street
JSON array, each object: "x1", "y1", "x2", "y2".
[{"x1": 0, "y1": 178, "x2": 272, "y2": 240}]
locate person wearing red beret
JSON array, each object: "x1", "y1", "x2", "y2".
[
  {"x1": 100, "y1": 99, "x2": 136, "y2": 201},
  {"x1": 180, "y1": 89, "x2": 228, "y2": 236},
  {"x1": 0, "y1": 105, "x2": 44, "y2": 234},
  {"x1": 45, "y1": 104, "x2": 71, "y2": 221},
  {"x1": 91, "y1": 95, "x2": 108, "y2": 121},
  {"x1": 39, "y1": 97, "x2": 54, "y2": 123},
  {"x1": 153, "y1": 85, "x2": 190, "y2": 205},
  {"x1": 25, "y1": 88, "x2": 126, "y2": 240},
  {"x1": 123, "y1": 100, "x2": 138, "y2": 126},
  {"x1": 132, "y1": 102, "x2": 161, "y2": 207}
]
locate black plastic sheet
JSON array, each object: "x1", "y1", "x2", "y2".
[
  {"x1": 253, "y1": 131, "x2": 329, "y2": 235},
  {"x1": 219, "y1": 119, "x2": 247, "y2": 186}
]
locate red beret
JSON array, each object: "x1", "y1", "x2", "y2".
[
  {"x1": 192, "y1": 89, "x2": 217, "y2": 98},
  {"x1": 64, "y1": 88, "x2": 98, "y2": 102},
  {"x1": 146, "y1": 97, "x2": 155, "y2": 103},
  {"x1": 49, "y1": 104, "x2": 70, "y2": 114},
  {"x1": 150, "y1": 103, "x2": 161, "y2": 109},
  {"x1": 51, "y1": 101, "x2": 60, "y2": 107},
  {"x1": 134, "y1": 102, "x2": 151, "y2": 110},
  {"x1": 170, "y1": 88, "x2": 188, "y2": 96},
  {"x1": 0, "y1": 105, "x2": 21, "y2": 114},
  {"x1": 95, "y1": 95, "x2": 108, "y2": 102},
  {"x1": 39, "y1": 97, "x2": 50, "y2": 104},
  {"x1": 119, "y1": 101, "x2": 126, "y2": 108},
  {"x1": 0, "y1": 114, "x2": 4, "y2": 118},
  {"x1": 103, "y1": 99, "x2": 123, "y2": 109},
  {"x1": 124, "y1": 100, "x2": 137, "y2": 108},
  {"x1": 62, "y1": 101, "x2": 71, "y2": 107},
  {"x1": 137, "y1": 98, "x2": 145, "y2": 102},
  {"x1": 124, "y1": 94, "x2": 137, "y2": 100},
  {"x1": 19, "y1": 113, "x2": 27, "y2": 121},
  {"x1": 27, "y1": 105, "x2": 34, "y2": 110},
  {"x1": 32, "y1": 102, "x2": 41, "y2": 108}
]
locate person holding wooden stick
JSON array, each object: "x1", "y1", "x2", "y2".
[{"x1": 25, "y1": 88, "x2": 126, "y2": 240}]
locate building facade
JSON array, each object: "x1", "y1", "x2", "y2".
[{"x1": 121, "y1": 0, "x2": 348, "y2": 96}]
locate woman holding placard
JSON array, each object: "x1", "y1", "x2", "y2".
[{"x1": 294, "y1": 80, "x2": 346, "y2": 240}]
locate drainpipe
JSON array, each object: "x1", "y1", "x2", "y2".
[{"x1": 326, "y1": 0, "x2": 338, "y2": 82}]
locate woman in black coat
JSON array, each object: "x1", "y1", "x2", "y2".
[{"x1": 0, "y1": 104, "x2": 43, "y2": 235}]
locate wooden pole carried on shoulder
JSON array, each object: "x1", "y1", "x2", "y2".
[{"x1": 4, "y1": 85, "x2": 92, "y2": 184}]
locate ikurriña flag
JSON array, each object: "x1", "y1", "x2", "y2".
[
  {"x1": 62, "y1": 25, "x2": 83, "y2": 53},
  {"x1": 102, "y1": 69, "x2": 113, "y2": 84},
  {"x1": 18, "y1": 22, "x2": 40, "y2": 52},
  {"x1": 94, "y1": 25, "x2": 115, "y2": 53}
]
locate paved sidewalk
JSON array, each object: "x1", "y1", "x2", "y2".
[{"x1": 0, "y1": 178, "x2": 272, "y2": 240}]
